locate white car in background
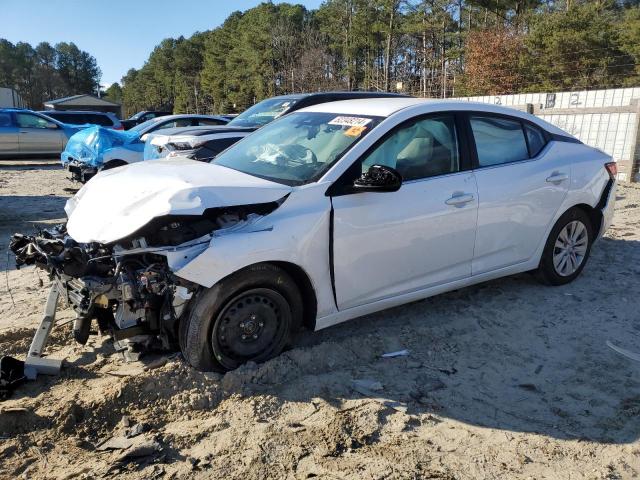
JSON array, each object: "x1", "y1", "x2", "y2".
[{"x1": 13, "y1": 98, "x2": 616, "y2": 372}]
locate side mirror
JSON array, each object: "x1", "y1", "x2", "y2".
[
  {"x1": 140, "y1": 134, "x2": 149, "y2": 142},
  {"x1": 46, "y1": 122, "x2": 58, "y2": 129},
  {"x1": 353, "y1": 165, "x2": 402, "y2": 192}
]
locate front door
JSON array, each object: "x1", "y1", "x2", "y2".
[
  {"x1": 331, "y1": 114, "x2": 478, "y2": 310},
  {"x1": 16, "y1": 112, "x2": 63, "y2": 154}
]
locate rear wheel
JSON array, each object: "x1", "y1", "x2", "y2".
[
  {"x1": 180, "y1": 264, "x2": 303, "y2": 372},
  {"x1": 536, "y1": 208, "x2": 593, "y2": 285}
]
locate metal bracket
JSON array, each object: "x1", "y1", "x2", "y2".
[{"x1": 24, "y1": 282, "x2": 64, "y2": 379}]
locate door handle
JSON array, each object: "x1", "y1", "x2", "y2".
[
  {"x1": 546, "y1": 172, "x2": 568, "y2": 183},
  {"x1": 445, "y1": 193, "x2": 474, "y2": 206},
  {"x1": 19, "y1": 131, "x2": 28, "y2": 134}
]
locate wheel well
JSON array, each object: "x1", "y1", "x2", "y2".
[
  {"x1": 102, "y1": 159, "x2": 127, "y2": 170},
  {"x1": 269, "y1": 261, "x2": 317, "y2": 331},
  {"x1": 572, "y1": 203, "x2": 603, "y2": 239}
]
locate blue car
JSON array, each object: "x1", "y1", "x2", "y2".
[{"x1": 60, "y1": 114, "x2": 229, "y2": 182}]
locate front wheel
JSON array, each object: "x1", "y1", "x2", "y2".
[
  {"x1": 536, "y1": 208, "x2": 593, "y2": 286},
  {"x1": 179, "y1": 264, "x2": 303, "y2": 372}
]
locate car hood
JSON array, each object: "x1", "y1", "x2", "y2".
[{"x1": 65, "y1": 158, "x2": 292, "y2": 244}]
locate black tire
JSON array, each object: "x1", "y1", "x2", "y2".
[
  {"x1": 180, "y1": 264, "x2": 303, "y2": 372},
  {"x1": 101, "y1": 160, "x2": 127, "y2": 170},
  {"x1": 536, "y1": 207, "x2": 593, "y2": 286}
]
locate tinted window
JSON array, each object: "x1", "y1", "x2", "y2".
[
  {"x1": 0, "y1": 113, "x2": 13, "y2": 127},
  {"x1": 63, "y1": 114, "x2": 86, "y2": 124},
  {"x1": 470, "y1": 116, "x2": 528, "y2": 167},
  {"x1": 83, "y1": 114, "x2": 112, "y2": 126},
  {"x1": 16, "y1": 113, "x2": 54, "y2": 129},
  {"x1": 525, "y1": 123, "x2": 546, "y2": 157},
  {"x1": 361, "y1": 115, "x2": 459, "y2": 181}
]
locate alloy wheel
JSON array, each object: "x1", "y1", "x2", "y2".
[{"x1": 552, "y1": 220, "x2": 589, "y2": 277}]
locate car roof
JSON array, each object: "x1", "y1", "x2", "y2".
[
  {"x1": 299, "y1": 98, "x2": 569, "y2": 135},
  {"x1": 39, "y1": 110, "x2": 113, "y2": 115}
]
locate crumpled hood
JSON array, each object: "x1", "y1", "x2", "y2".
[{"x1": 65, "y1": 158, "x2": 292, "y2": 244}]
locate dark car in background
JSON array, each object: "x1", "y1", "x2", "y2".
[
  {"x1": 120, "y1": 110, "x2": 173, "y2": 130},
  {"x1": 144, "y1": 125, "x2": 255, "y2": 161},
  {"x1": 39, "y1": 110, "x2": 123, "y2": 130},
  {"x1": 145, "y1": 91, "x2": 410, "y2": 161}
]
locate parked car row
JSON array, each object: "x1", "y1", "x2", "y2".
[
  {"x1": 11, "y1": 95, "x2": 617, "y2": 374},
  {"x1": 64, "y1": 91, "x2": 408, "y2": 181}
]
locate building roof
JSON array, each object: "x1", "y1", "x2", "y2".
[{"x1": 44, "y1": 94, "x2": 120, "y2": 107}]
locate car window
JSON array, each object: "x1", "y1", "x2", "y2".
[
  {"x1": 16, "y1": 113, "x2": 54, "y2": 129},
  {"x1": 360, "y1": 115, "x2": 460, "y2": 181},
  {"x1": 470, "y1": 116, "x2": 528, "y2": 167},
  {"x1": 0, "y1": 112, "x2": 12, "y2": 127},
  {"x1": 153, "y1": 119, "x2": 192, "y2": 131},
  {"x1": 197, "y1": 118, "x2": 226, "y2": 126},
  {"x1": 525, "y1": 123, "x2": 547, "y2": 157},
  {"x1": 85, "y1": 114, "x2": 114, "y2": 126}
]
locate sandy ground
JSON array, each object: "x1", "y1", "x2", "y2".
[{"x1": 0, "y1": 161, "x2": 639, "y2": 480}]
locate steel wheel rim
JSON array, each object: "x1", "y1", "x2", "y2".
[
  {"x1": 553, "y1": 220, "x2": 588, "y2": 277},
  {"x1": 213, "y1": 288, "x2": 289, "y2": 368}
]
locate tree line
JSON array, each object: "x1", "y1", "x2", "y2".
[
  {"x1": 118, "y1": 0, "x2": 640, "y2": 116},
  {"x1": 2, "y1": 1, "x2": 638, "y2": 115},
  {"x1": 0, "y1": 40, "x2": 101, "y2": 108}
]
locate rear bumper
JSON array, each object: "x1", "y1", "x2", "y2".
[{"x1": 597, "y1": 179, "x2": 616, "y2": 239}]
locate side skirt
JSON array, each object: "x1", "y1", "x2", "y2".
[{"x1": 314, "y1": 258, "x2": 538, "y2": 331}]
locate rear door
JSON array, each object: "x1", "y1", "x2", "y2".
[
  {"x1": 331, "y1": 113, "x2": 478, "y2": 309},
  {"x1": 0, "y1": 111, "x2": 19, "y2": 154},
  {"x1": 468, "y1": 114, "x2": 569, "y2": 274},
  {"x1": 16, "y1": 112, "x2": 64, "y2": 154}
]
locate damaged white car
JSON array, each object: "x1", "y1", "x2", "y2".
[{"x1": 11, "y1": 99, "x2": 617, "y2": 372}]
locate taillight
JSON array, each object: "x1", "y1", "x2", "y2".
[
  {"x1": 605, "y1": 162, "x2": 617, "y2": 180},
  {"x1": 113, "y1": 125, "x2": 124, "y2": 130}
]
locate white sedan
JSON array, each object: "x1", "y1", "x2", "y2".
[{"x1": 13, "y1": 98, "x2": 617, "y2": 372}]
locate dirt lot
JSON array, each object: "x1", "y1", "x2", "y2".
[{"x1": 1, "y1": 161, "x2": 639, "y2": 480}]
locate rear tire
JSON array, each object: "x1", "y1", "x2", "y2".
[
  {"x1": 180, "y1": 264, "x2": 303, "y2": 372},
  {"x1": 536, "y1": 207, "x2": 593, "y2": 286}
]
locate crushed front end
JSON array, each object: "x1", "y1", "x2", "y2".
[
  {"x1": 10, "y1": 224, "x2": 195, "y2": 356},
  {"x1": 9, "y1": 205, "x2": 274, "y2": 358}
]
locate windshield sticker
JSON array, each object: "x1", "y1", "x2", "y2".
[
  {"x1": 344, "y1": 125, "x2": 368, "y2": 137},
  {"x1": 328, "y1": 116, "x2": 372, "y2": 127}
]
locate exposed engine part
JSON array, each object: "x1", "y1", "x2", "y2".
[{"x1": 8, "y1": 203, "x2": 275, "y2": 357}]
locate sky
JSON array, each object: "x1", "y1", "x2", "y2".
[{"x1": 2, "y1": 0, "x2": 325, "y2": 87}]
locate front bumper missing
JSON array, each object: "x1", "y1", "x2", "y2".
[{"x1": 66, "y1": 160, "x2": 98, "y2": 183}]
